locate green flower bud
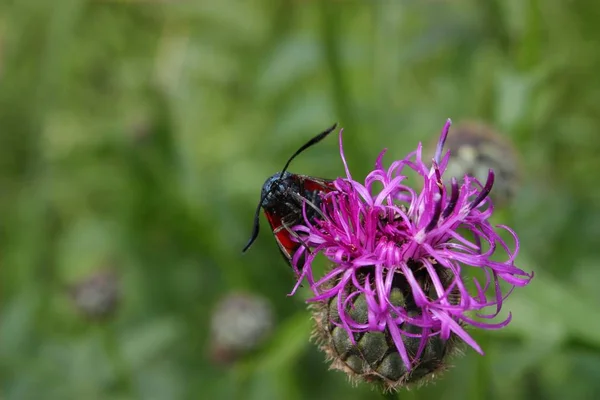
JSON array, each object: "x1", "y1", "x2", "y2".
[{"x1": 311, "y1": 270, "x2": 462, "y2": 392}]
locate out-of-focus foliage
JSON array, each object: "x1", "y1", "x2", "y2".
[{"x1": 1, "y1": 1, "x2": 599, "y2": 399}]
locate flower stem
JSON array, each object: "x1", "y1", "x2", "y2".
[
  {"x1": 381, "y1": 391, "x2": 398, "y2": 400},
  {"x1": 319, "y1": 1, "x2": 355, "y2": 129},
  {"x1": 99, "y1": 324, "x2": 135, "y2": 396},
  {"x1": 381, "y1": 389, "x2": 417, "y2": 400},
  {"x1": 469, "y1": 332, "x2": 492, "y2": 400}
]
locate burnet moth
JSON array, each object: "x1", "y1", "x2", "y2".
[{"x1": 242, "y1": 123, "x2": 338, "y2": 266}]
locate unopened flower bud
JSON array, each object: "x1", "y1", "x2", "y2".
[
  {"x1": 68, "y1": 268, "x2": 120, "y2": 320},
  {"x1": 433, "y1": 120, "x2": 521, "y2": 207},
  {"x1": 209, "y1": 292, "x2": 274, "y2": 364}
]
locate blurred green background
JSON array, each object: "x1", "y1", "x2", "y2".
[{"x1": 1, "y1": 1, "x2": 600, "y2": 399}]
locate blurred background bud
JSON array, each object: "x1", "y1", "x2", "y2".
[
  {"x1": 431, "y1": 120, "x2": 521, "y2": 208},
  {"x1": 209, "y1": 292, "x2": 274, "y2": 365},
  {"x1": 67, "y1": 268, "x2": 121, "y2": 320}
]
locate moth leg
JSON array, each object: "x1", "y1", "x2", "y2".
[
  {"x1": 280, "y1": 219, "x2": 312, "y2": 255},
  {"x1": 288, "y1": 191, "x2": 327, "y2": 221},
  {"x1": 279, "y1": 219, "x2": 312, "y2": 278}
]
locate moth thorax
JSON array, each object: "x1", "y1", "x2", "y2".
[{"x1": 261, "y1": 172, "x2": 298, "y2": 209}]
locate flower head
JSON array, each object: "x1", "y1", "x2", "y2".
[{"x1": 289, "y1": 119, "x2": 533, "y2": 389}]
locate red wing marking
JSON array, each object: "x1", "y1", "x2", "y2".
[
  {"x1": 301, "y1": 177, "x2": 335, "y2": 193},
  {"x1": 264, "y1": 210, "x2": 284, "y2": 231},
  {"x1": 264, "y1": 211, "x2": 297, "y2": 260},
  {"x1": 273, "y1": 226, "x2": 297, "y2": 260}
]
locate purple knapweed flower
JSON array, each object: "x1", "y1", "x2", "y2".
[{"x1": 289, "y1": 119, "x2": 533, "y2": 389}]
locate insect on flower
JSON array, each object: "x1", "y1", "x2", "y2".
[
  {"x1": 287, "y1": 119, "x2": 533, "y2": 391},
  {"x1": 242, "y1": 123, "x2": 338, "y2": 266}
]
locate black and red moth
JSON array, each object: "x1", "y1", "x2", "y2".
[{"x1": 242, "y1": 123, "x2": 338, "y2": 265}]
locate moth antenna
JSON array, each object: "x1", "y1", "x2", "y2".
[
  {"x1": 278, "y1": 123, "x2": 338, "y2": 179},
  {"x1": 242, "y1": 193, "x2": 266, "y2": 253}
]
